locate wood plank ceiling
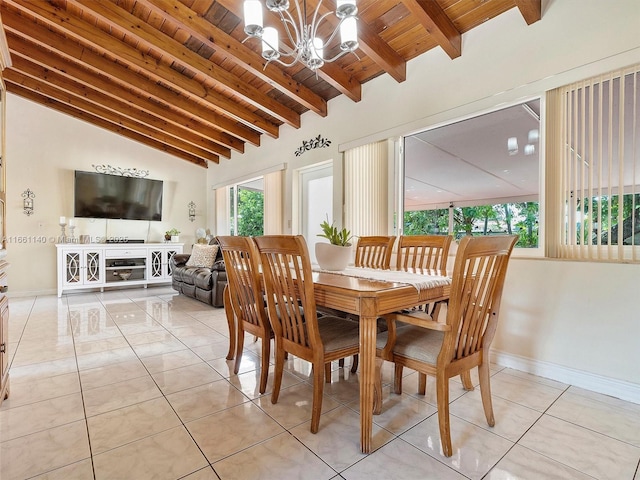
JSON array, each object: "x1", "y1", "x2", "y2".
[{"x1": 1, "y1": 0, "x2": 541, "y2": 168}]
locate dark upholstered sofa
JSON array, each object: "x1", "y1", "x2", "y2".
[{"x1": 170, "y1": 243, "x2": 227, "y2": 308}]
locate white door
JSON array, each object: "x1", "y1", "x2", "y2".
[{"x1": 299, "y1": 162, "x2": 333, "y2": 264}]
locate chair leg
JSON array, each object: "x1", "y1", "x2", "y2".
[
  {"x1": 271, "y1": 345, "x2": 285, "y2": 404},
  {"x1": 258, "y1": 336, "x2": 270, "y2": 394},
  {"x1": 338, "y1": 358, "x2": 345, "y2": 367},
  {"x1": 373, "y1": 358, "x2": 383, "y2": 415},
  {"x1": 350, "y1": 354, "x2": 359, "y2": 373},
  {"x1": 224, "y1": 286, "x2": 235, "y2": 360},
  {"x1": 418, "y1": 373, "x2": 427, "y2": 395},
  {"x1": 311, "y1": 361, "x2": 325, "y2": 433},
  {"x1": 460, "y1": 371, "x2": 474, "y2": 391},
  {"x1": 436, "y1": 373, "x2": 453, "y2": 457},
  {"x1": 233, "y1": 328, "x2": 245, "y2": 375},
  {"x1": 324, "y1": 362, "x2": 332, "y2": 383},
  {"x1": 478, "y1": 362, "x2": 495, "y2": 427},
  {"x1": 393, "y1": 364, "x2": 403, "y2": 394}
]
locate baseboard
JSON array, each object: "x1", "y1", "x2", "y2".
[
  {"x1": 491, "y1": 349, "x2": 640, "y2": 405},
  {"x1": 7, "y1": 288, "x2": 57, "y2": 298}
]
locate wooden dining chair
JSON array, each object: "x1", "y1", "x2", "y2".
[
  {"x1": 376, "y1": 235, "x2": 518, "y2": 456},
  {"x1": 254, "y1": 235, "x2": 360, "y2": 433},
  {"x1": 392, "y1": 234, "x2": 454, "y2": 389},
  {"x1": 217, "y1": 235, "x2": 272, "y2": 394},
  {"x1": 354, "y1": 236, "x2": 396, "y2": 269}
]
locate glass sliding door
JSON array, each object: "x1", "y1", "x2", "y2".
[
  {"x1": 229, "y1": 178, "x2": 264, "y2": 236},
  {"x1": 298, "y1": 162, "x2": 333, "y2": 264}
]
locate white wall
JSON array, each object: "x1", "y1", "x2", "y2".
[
  {"x1": 206, "y1": 0, "x2": 640, "y2": 401},
  {"x1": 7, "y1": 95, "x2": 208, "y2": 295}
]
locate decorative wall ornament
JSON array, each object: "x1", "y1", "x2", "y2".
[
  {"x1": 294, "y1": 135, "x2": 331, "y2": 157},
  {"x1": 92, "y1": 164, "x2": 149, "y2": 177},
  {"x1": 188, "y1": 201, "x2": 196, "y2": 222},
  {"x1": 22, "y1": 188, "x2": 35, "y2": 215}
]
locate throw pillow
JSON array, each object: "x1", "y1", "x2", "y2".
[{"x1": 186, "y1": 244, "x2": 219, "y2": 268}]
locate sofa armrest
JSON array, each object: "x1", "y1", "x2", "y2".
[
  {"x1": 211, "y1": 259, "x2": 226, "y2": 272},
  {"x1": 171, "y1": 253, "x2": 191, "y2": 268}
]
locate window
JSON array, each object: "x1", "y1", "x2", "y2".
[
  {"x1": 402, "y1": 99, "x2": 541, "y2": 249},
  {"x1": 229, "y1": 178, "x2": 264, "y2": 236}
]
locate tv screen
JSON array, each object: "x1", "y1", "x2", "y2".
[{"x1": 74, "y1": 171, "x2": 163, "y2": 221}]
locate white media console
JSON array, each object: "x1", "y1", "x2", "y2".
[{"x1": 56, "y1": 243, "x2": 184, "y2": 297}]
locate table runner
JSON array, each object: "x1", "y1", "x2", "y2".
[{"x1": 312, "y1": 266, "x2": 451, "y2": 293}]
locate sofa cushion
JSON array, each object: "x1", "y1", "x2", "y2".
[{"x1": 186, "y1": 244, "x2": 219, "y2": 268}]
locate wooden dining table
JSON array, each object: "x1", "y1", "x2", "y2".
[
  {"x1": 312, "y1": 268, "x2": 450, "y2": 453},
  {"x1": 223, "y1": 267, "x2": 450, "y2": 454}
]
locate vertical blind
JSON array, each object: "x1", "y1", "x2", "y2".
[
  {"x1": 552, "y1": 64, "x2": 639, "y2": 262},
  {"x1": 344, "y1": 140, "x2": 389, "y2": 236}
]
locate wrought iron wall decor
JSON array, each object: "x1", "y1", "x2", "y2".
[
  {"x1": 188, "y1": 201, "x2": 196, "y2": 222},
  {"x1": 294, "y1": 135, "x2": 331, "y2": 156},
  {"x1": 22, "y1": 188, "x2": 35, "y2": 215},
  {"x1": 92, "y1": 164, "x2": 149, "y2": 177}
]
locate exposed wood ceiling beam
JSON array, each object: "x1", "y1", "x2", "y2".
[
  {"x1": 212, "y1": 0, "x2": 362, "y2": 102},
  {"x1": 6, "y1": 0, "x2": 282, "y2": 138},
  {"x1": 1, "y1": 7, "x2": 260, "y2": 148},
  {"x1": 140, "y1": 0, "x2": 328, "y2": 117},
  {"x1": 67, "y1": 0, "x2": 301, "y2": 128},
  {"x1": 405, "y1": 0, "x2": 462, "y2": 59},
  {"x1": 514, "y1": 0, "x2": 542, "y2": 25},
  {"x1": 6, "y1": 83, "x2": 211, "y2": 167}
]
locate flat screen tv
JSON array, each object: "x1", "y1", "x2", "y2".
[{"x1": 74, "y1": 171, "x2": 163, "y2": 221}]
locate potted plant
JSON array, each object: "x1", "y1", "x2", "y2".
[
  {"x1": 315, "y1": 217, "x2": 353, "y2": 270},
  {"x1": 165, "y1": 228, "x2": 180, "y2": 242}
]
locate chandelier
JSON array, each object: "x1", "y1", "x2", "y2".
[{"x1": 243, "y1": 0, "x2": 359, "y2": 71}]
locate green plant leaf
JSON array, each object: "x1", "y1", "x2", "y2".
[{"x1": 317, "y1": 216, "x2": 352, "y2": 246}]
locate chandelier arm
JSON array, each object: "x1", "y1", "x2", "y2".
[
  {"x1": 310, "y1": 0, "x2": 324, "y2": 37},
  {"x1": 265, "y1": 54, "x2": 304, "y2": 69},
  {"x1": 261, "y1": 37, "x2": 298, "y2": 59},
  {"x1": 278, "y1": 9, "x2": 301, "y2": 53},
  {"x1": 309, "y1": 10, "x2": 335, "y2": 40},
  {"x1": 317, "y1": 14, "x2": 346, "y2": 46}
]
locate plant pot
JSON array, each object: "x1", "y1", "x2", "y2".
[
  {"x1": 171, "y1": 235, "x2": 179, "y2": 243},
  {"x1": 315, "y1": 242, "x2": 351, "y2": 271}
]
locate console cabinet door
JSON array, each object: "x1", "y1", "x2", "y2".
[
  {"x1": 62, "y1": 248, "x2": 104, "y2": 287},
  {"x1": 148, "y1": 247, "x2": 181, "y2": 281}
]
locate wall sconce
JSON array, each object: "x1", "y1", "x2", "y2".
[
  {"x1": 22, "y1": 188, "x2": 35, "y2": 216},
  {"x1": 188, "y1": 201, "x2": 196, "y2": 222}
]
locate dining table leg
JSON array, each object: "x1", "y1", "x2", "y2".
[
  {"x1": 223, "y1": 284, "x2": 236, "y2": 361},
  {"x1": 359, "y1": 298, "x2": 377, "y2": 454}
]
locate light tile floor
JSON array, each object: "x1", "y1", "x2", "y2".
[{"x1": 1, "y1": 287, "x2": 639, "y2": 479}]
